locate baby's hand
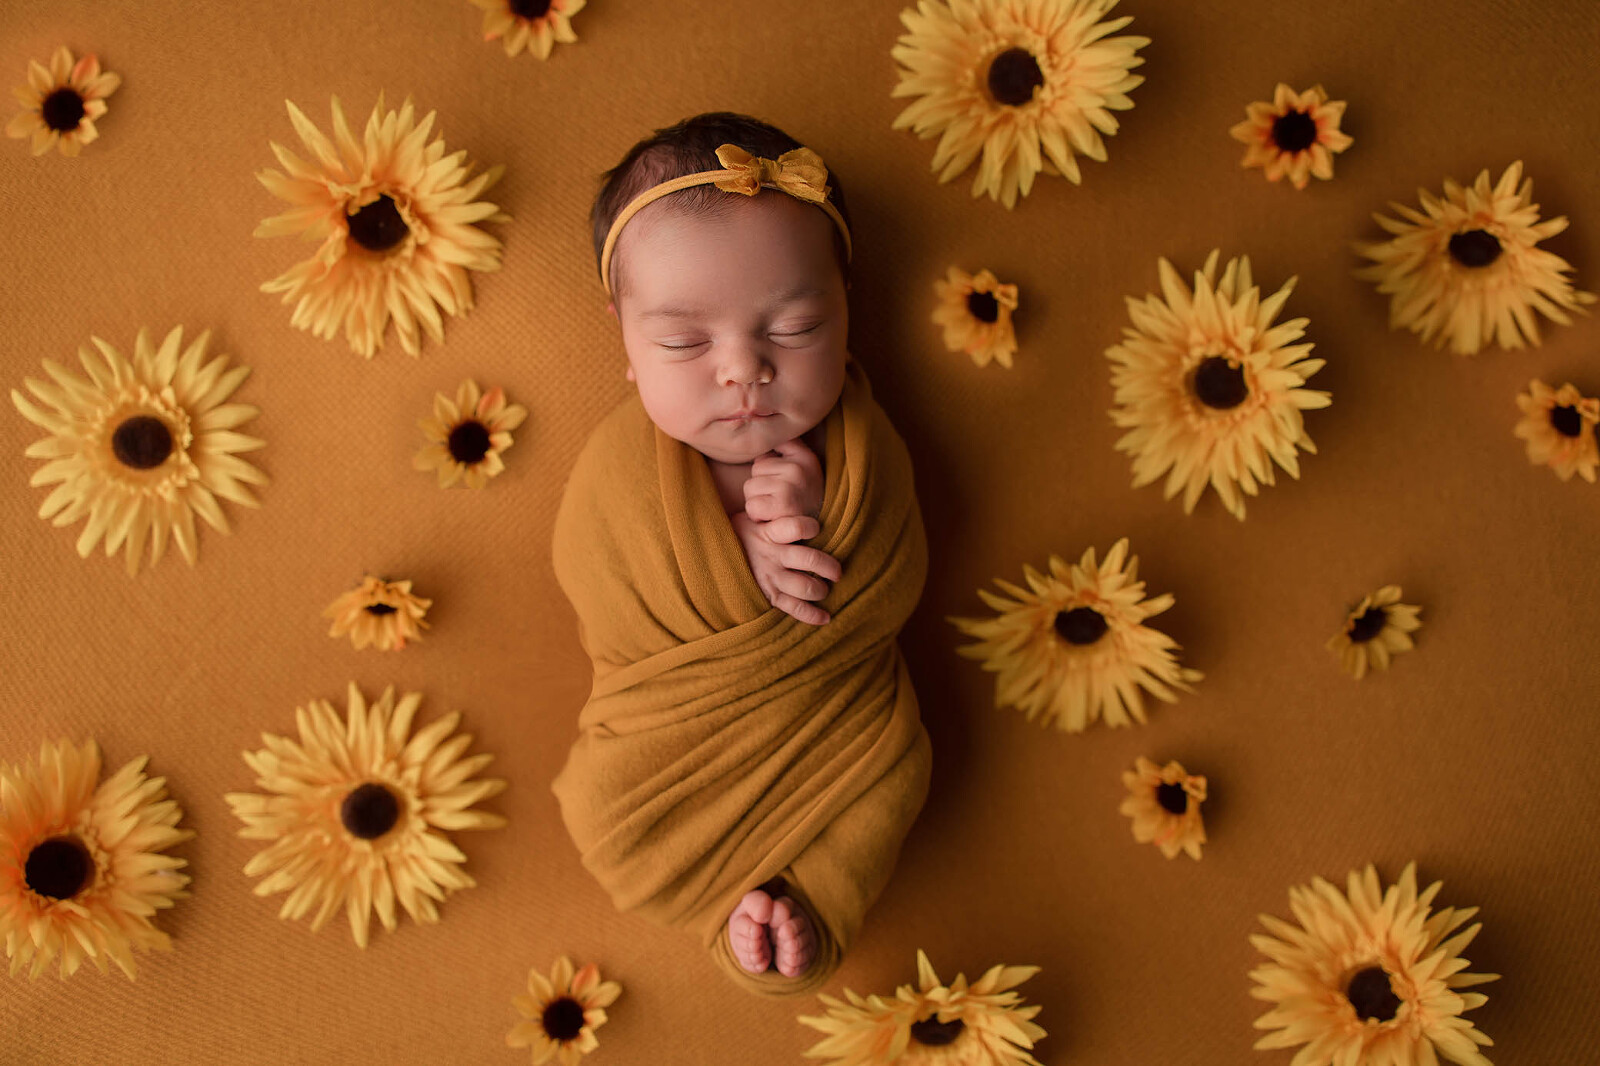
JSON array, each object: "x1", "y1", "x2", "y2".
[
  {"x1": 744, "y1": 438, "x2": 824, "y2": 524},
  {"x1": 730, "y1": 511, "x2": 842, "y2": 626}
]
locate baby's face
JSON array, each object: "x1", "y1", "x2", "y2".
[{"x1": 612, "y1": 192, "x2": 849, "y2": 465}]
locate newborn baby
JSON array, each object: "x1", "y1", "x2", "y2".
[{"x1": 551, "y1": 112, "x2": 930, "y2": 995}]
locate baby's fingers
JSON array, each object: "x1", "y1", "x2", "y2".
[
  {"x1": 761, "y1": 514, "x2": 821, "y2": 543},
  {"x1": 782, "y1": 544, "x2": 842, "y2": 583},
  {"x1": 772, "y1": 591, "x2": 830, "y2": 626}
]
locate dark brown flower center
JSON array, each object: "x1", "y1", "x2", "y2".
[
  {"x1": 511, "y1": 0, "x2": 554, "y2": 18},
  {"x1": 1155, "y1": 782, "x2": 1188, "y2": 814},
  {"x1": 1447, "y1": 229, "x2": 1501, "y2": 268},
  {"x1": 25, "y1": 836, "x2": 93, "y2": 899},
  {"x1": 966, "y1": 290, "x2": 1000, "y2": 324},
  {"x1": 1270, "y1": 110, "x2": 1318, "y2": 153},
  {"x1": 1054, "y1": 606, "x2": 1108, "y2": 646},
  {"x1": 1550, "y1": 404, "x2": 1583, "y2": 437},
  {"x1": 41, "y1": 88, "x2": 86, "y2": 132},
  {"x1": 112, "y1": 415, "x2": 174, "y2": 469},
  {"x1": 340, "y1": 782, "x2": 400, "y2": 840},
  {"x1": 1192, "y1": 356, "x2": 1250, "y2": 410},
  {"x1": 364, "y1": 602, "x2": 399, "y2": 616},
  {"x1": 1346, "y1": 966, "x2": 1401, "y2": 1022},
  {"x1": 542, "y1": 996, "x2": 586, "y2": 1042},
  {"x1": 986, "y1": 48, "x2": 1044, "y2": 107},
  {"x1": 1348, "y1": 606, "x2": 1387, "y2": 643},
  {"x1": 910, "y1": 1016, "x2": 965, "y2": 1046},
  {"x1": 347, "y1": 195, "x2": 410, "y2": 253},
  {"x1": 448, "y1": 420, "x2": 492, "y2": 464}
]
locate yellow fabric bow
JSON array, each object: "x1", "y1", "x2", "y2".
[{"x1": 712, "y1": 144, "x2": 831, "y2": 204}]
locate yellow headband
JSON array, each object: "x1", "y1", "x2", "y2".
[{"x1": 599, "y1": 143, "x2": 853, "y2": 293}]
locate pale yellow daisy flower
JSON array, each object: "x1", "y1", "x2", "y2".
[
  {"x1": 1229, "y1": 83, "x2": 1352, "y2": 190},
  {"x1": 413, "y1": 379, "x2": 527, "y2": 488},
  {"x1": 469, "y1": 0, "x2": 585, "y2": 60},
  {"x1": 6, "y1": 46, "x2": 120, "y2": 157},
  {"x1": 932, "y1": 267, "x2": 1020, "y2": 369},
  {"x1": 1119, "y1": 756, "x2": 1206, "y2": 860},
  {"x1": 507, "y1": 956, "x2": 621, "y2": 1065},
  {"x1": 1513, "y1": 379, "x2": 1599, "y2": 482},
  {"x1": 322, "y1": 575, "x2": 432, "y2": 651},
  {"x1": 1326, "y1": 585, "x2": 1422, "y2": 680}
]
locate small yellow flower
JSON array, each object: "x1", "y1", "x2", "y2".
[
  {"x1": 1119, "y1": 756, "x2": 1206, "y2": 860},
  {"x1": 507, "y1": 956, "x2": 621, "y2": 1065},
  {"x1": 932, "y1": 267, "x2": 1020, "y2": 369},
  {"x1": 6, "y1": 46, "x2": 121, "y2": 157},
  {"x1": 948, "y1": 539, "x2": 1201, "y2": 733},
  {"x1": 1354, "y1": 161, "x2": 1595, "y2": 354},
  {"x1": 1326, "y1": 585, "x2": 1421, "y2": 680},
  {"x1": 800, "y1": 949, "x2": 1045, "y2": 1065},
  {"x1": 1513, "y1": 379, "x2": 1599, "y2": 482},
  {"x1": 413, "y1": 379, "x2": 527, "y2": 488},
  {"x1": 1229, "y1": 83, "x2": 1352, "y2": 190},
  {"x1": 322, "y1": 576, "x2": 432, "y2": 651},
  {"x1": 469, "y1": 0, "x2": 586, "y2": 60}
]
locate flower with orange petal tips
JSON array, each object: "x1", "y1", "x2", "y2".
[
  {"x1": 323, "y1": 575, "x2": 432, "y2": 651},
  {"x1": 1354, "y1": 161, "x2": 1595, "y2": 354},
  {"x1": 1326, "y1": 585, "x2": 1421, "y2": 680},
  {"x1": 254, "y1": 94, "x2": 509, "y2": 358},
  {"x1": 1119, "y1": 756, "x2": 1206, "y2": 860},
  {"x1": 414, "y1": 379, "x2": 527, "y2": 488},
  {"x1": 6, "y1": 46, "x2": 120, "y2": 157},
  {"x1": 469, "y1": 0, "x2": 585, "y2": 60},
  {"x1": 1229, "y1": 83, "x2": 1352, "y2": 190},
  {"x1": 1513, "y1": 379, "x2": 1599, "y2": 482},
  {"x1": 933, "y1": 267, "x2": 1020, "y2": 368},
  {"x1": 507, "y1": 955, "x2": 621, "y2": 1065},
  {"x1": 1, "y1": 739, "x2": 191, "y2": 979}
]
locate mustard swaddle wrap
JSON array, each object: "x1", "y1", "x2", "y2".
[{"x1": 550, "y1": 357, "x2": 930, "y2": 996}]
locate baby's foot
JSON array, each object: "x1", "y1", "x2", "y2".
[
  {"x1": 769, "y1": 895, "x2": 817, "y2": 977},
  {"x1": 728, "y1": 889, "x2": 774, "y2": 974}
]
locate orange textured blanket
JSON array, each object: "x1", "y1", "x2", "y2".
[{"x1": 549, "y1": 358, "x2": 930, "y2": 996}]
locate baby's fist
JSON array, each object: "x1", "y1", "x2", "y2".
[{"x1": 744, "y1": 438, "x2": 824, "y2": 523}]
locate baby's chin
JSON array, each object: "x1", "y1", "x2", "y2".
[{"x1": 691, "y1": 416, "x2": 796, "y2": 464}]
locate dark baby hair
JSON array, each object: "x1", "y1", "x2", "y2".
[{"x1": 590, "y1": 112, "x2": 852, "y2": 295}]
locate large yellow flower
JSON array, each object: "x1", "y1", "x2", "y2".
[
  {"x1": 1326, "y1": 585, "x2": 1422, "y2": 680},
  {"x1": 1513, "y1": 379, "x2": 1599, "y2": 482},
  {"x1": 1250, "y1": 862, "x2": 1498, "y2": 1066},
  {"x1": 5, "y1": 46, "x2": 120, "y2": 157},
  {"x1": 891, "y1": 0, "x2": 1148, "y2": 208},
  {"x1": 948, "y1": 539, "x2": 1201, "y2": 733},
  {"x1": 800, "y1": 949, "x2": 1045, "y2": 1065},
  {"x1": 932, "y1": 267, "x2": 1020, "y2": 369},
  {"x1": 224, "y1": 683, "x2": 507, "y2": 947},
  {"x1": 10, "y1": 326, "x2": 267, "y2": 575},
  {"x1": 469, "y1": 0, "x2": 586, "y2": 60},
  {"x1": 1354, "y1": 161, "x2": 1595, "y2": 354},
  {"x1": 1118, "y1": 756, "x2": 1206, "y2": 860},
  {"x1": 1, "y1": 740, "x2": 191, "y2": 979},
  {"x1": 255, "y1": 94, "x2": 510, "y2": 358},
  {"x1": 506, "y1": 955, "x2": 621, "y2": 1065},
  {"x1": 1228, "y1": 83, "x2": 1352, "y2": 190},
  {"x1": 1107, "y1": 250, "x2": 1331, "y2": 520}
]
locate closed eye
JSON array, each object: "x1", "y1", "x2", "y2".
[{"x1": 770, "y1": 323, "x2": 821, "y2": 339}]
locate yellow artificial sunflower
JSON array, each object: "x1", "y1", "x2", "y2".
[
  {"x1": 891, "y1": 0, "x2": 1148, "y2": 208},
  {"x1": 507, "y1": 955, "x2": 621, "y2": 1065},
  {"x1": 1, "y1": 739, "x2": 191, "y2": 979},
  {"x1": 932, "y1": 267, "x2": 1020, "y2": 369},
  {"x1": 413, "y1": 379, "x2": 527, "y2": 488},
  {"x1": 1513, "y1": 379, "x2": 1599, "y2": 482},
  {"x1": 1118, "y1": 756, "x2": 1206, "y2": 861},
  {"x1": 469, "y1": 0, "x2": 585, "y2": 60},
  {"x1": 1250, "y1": 862, "x2": 1498, "y2": 1066},
  {"x1": 1107, "y1": 250, "x2": 1331, "y2": 520},
  {"x1": 800, "y1": 949, "x2": 1046, "y2": 1065},
  {"x1": 1354, "y1": 161, "x2": 1595, "y2": 354},
  {"x1": 10, "y1": 326, "x2": 268, "y2": 575},
  {"x1": 948, "y1": 539, "x2": 1201, "y2": 733},
  {"x1": 322, "y1": 575, "x2": 432, "y2": 650},
  {"x1": 224, "y1": 683, "x2": 506, "y2": 947},
  {"x1": 254, "y1": 94, "x2": 510, "y2": 358},
  {"x1": 1326, "y1": 585, "x2": 1422, "y2": 680},
  {"x1": 1228, "y1": 83, "x2": 1352, "y2": 190},
  {"x1": 6, "y1": 46, "x2": 120, "y2": 157}
]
